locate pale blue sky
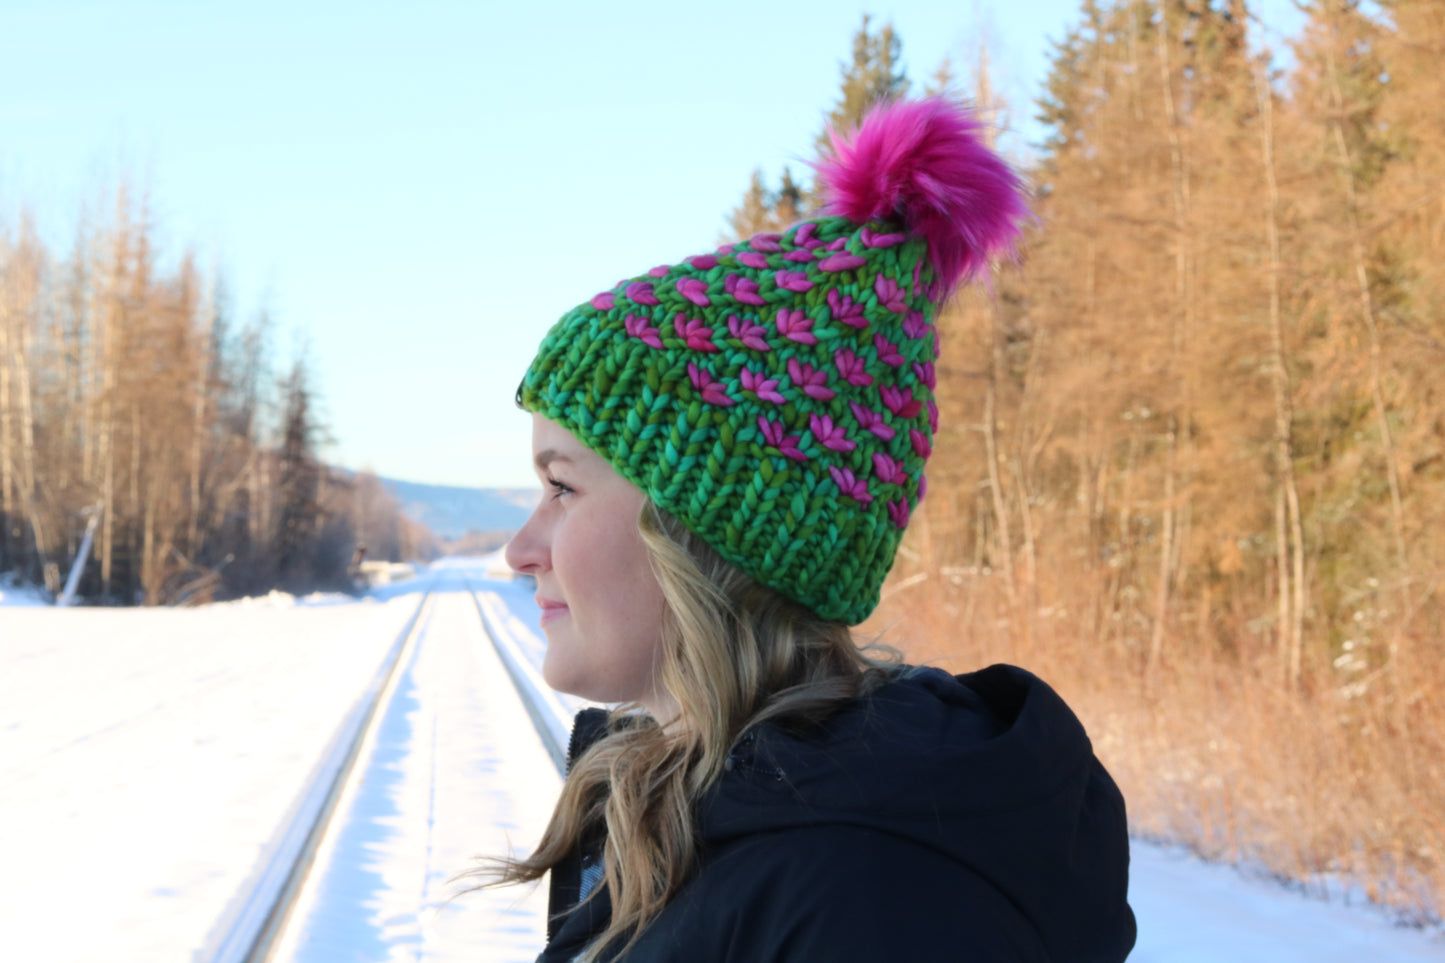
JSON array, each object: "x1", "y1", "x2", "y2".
[{"x1": 0, "y1": 0, "x2": 1304, "y2": 488}]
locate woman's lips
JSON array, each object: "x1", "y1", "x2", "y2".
[{"x1": 536, "y1": 595, "x2": 570, "y2": 626}]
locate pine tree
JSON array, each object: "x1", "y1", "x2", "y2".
[
  {"x1": 727, "y1": 170, "x2": 772, "y2": 240},
  {"x1": 815, "y1": 14, "x2": 910, "y2": 158},
  {"x1": 924, "y1": 56, "x2": 955, "y2": 98},
  {"x1": 727, "y1": 17, "x2": 913, "y2": 239},
  {"x1": 1285, "y1": 0, "x2": 1419, "y2": 669},
  {"x1": 808, "y1": 15, "x2": 911, "y2": 209},
  {"x1": 274, "y1": 357, "x2": 321, "y2": 591}
]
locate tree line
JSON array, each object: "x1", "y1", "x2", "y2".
[
  {"x1": 0, "y1": 186, "x2": 433, "y2": 604},
  {"x1": 737, "y1": 3, "x2": 1443, "y2": 920}
]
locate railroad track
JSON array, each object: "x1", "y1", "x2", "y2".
[
  {"x1": 202, "y1": 587, "x2": 434, "y2": 963},
  {"x1": 201, "y1": 570, "x2": 571, "y2": 963},
  {"x1": 467, "y1": 580, "x2": 576, "y2": 774}
]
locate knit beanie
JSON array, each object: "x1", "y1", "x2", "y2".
[{"x1": 520, "y1": 97, "x2": 1027, "y2": 625}]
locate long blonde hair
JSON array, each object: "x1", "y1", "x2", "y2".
[{"x1": 472, "y1": 499, "x2": 899, "y2": 960}]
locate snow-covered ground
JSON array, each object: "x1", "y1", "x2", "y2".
[
  {"x1": 1128, "y1": 843, "x2": 1441, "y2": 960},
  {"x1": 2, "y1": 557, "x2": 1441, "y2": 961},
  {"x1": 0, "y1": 586, "x2": 421, "y2": 961},
  {"x1": 0, "y1": 574, "x2": 49, "y2": 606}
]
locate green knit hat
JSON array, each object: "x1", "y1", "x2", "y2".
[{"x1": 521, "y1": 98, "x2": 1027, "y2": 624}]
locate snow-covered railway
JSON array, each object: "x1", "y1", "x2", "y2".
[
  {"x1": 207, "y1": 563, "x2": 562, "y2": 963},
  {"x1": 204, "y1": 587, "x2": 434, "y2": 962}
]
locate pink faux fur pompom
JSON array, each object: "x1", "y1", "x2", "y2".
[{"x1": 814, "y1": 97, "x2": 1028, "y2": 295}]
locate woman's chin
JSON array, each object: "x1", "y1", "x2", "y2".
[{"x1": 541, "y1": 650, "x2": 588, "y2": 701}]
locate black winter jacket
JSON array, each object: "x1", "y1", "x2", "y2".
[{"x1": 539, "y1": 664, "x2": 1136, "y2": 962}]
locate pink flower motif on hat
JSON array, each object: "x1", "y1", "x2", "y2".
[
  {"x1": 819, "y1": 252, "x2": 867, "y2": 272},
  {"x1": 809, "y1": 413, "x2": 856, "y2": 452},
  {"x1": 626, "y1": 281, "x2": 660, "y2": 305},
  {"x1": 687, "y1": 254, "x2": 719, "y2": 270},
  {"x1": 881, "y1": 385, "x2": 923, "y2": 419},
  {"x1": 829, "y1": 465, "x2": 873, "y2": 503},
  {"x1": 750, "y1": 233, "x2": 783, "y2": 253},
  {"x1": 725, "y1": 274, "x2": 767, "y2": 306},
  {"x1": 872, "y1": 452, "x2": 907, "y2": 486},
  {"x1": 927, "y1": 399, "x2": 939, "y2": 432},
  {"x1": 862, "y1": 227, "x2": 907, "y2": 248},
  {"x1": 875, "y1": 276, "x2": 907, "y2": 313},
  {"x1": 827, "y1": 289, "x2": 868, "y2": 329},
  {"x1": 740, "y1": 367, "x2": 784, "y2": 404},
  {"x1": 918, "y1": 474, "x2": 928, "y2": 501},
  {"x1": 648, "y1": 264, "x2": 671, "y2": 278},
  {"x1": 913, "y1": 360, "x2": 936, "y2": 389},
  {"x1": 887, "y1": 498, "x2": 911, "y2": 529},
  {"x1": 825, "y1": 237, "x2": 848, "y2": 251},
  {"x1": 675, "y1": 277, "x2": 712, "y2": 306},
  {"x1": 775, "y1": 308, "x2": 816, "y2": 344},
  {"x1": 849, "y1": 401, "x2": 895, "y2": 440},
  {"x1": 910, "y1": 428, "x2": 931, "y2": 458},
  {"x1": 718, "y1": 243, "x2": 736, "y2": 254},
  {"x1": 902, "y1": 310, "x2": 929, "y2": 339},
  {"x1": 794, "y1": 222, "x2": 824, "y2": 249},
  {"x1": 783, "y1": 249, "x2": 814, "y2": 263},
  {"x1": 874, "y1": 333, "x2": 904, "y2": 367},
  {"x1": 590, "y1": 291, "x2": 616, "y2": 311},
  {"x1": 674, "y1": 316, "x2": 718, "y2": 352},
  {"x1": 688, "y1": 363, "x2": 735, "y2": 407},
  {"x1": 758, "y1": 415, "x2": 807, "y2": 462},
  {"x1": 624, "y1": 314, "x2": 663, "y2": 349},
  {"x1": 775, "y1": 270, "x2": 813, "y2": 293},
  {"x1": 787, "y1": 359, "x2": 835, "y2": 401},
  {"x1": 834, "y1": 349, "x2": 873, "y2": 387},
  {"x1": 738, "y1": 251, "x2": 770, "y2": 269},
  {"x1": 727, "y1": 314, "x2": 769, "y2": 352}
]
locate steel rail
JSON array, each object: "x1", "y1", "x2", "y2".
[
  {"x1": 201, "y1": 587, "x2": 433, "y2": 963},
  {"x1": 466, "y1": 580, "x2": 576, "y2": 777}
]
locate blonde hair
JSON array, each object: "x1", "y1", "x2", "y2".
[{"x1": 470, "y1": 500, "x2": 899, "y2": 960}]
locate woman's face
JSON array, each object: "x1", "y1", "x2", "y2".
[{"x1": 505, "y1": 414, "x2": 673, "y2": 719}]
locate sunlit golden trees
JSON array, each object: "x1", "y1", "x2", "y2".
[
  {"x1": 0, "y1": 184, "x2": 421, "y2": 603},
  {"x1": 838, "y1": 0, "x2": 1445, "y2": 919}
]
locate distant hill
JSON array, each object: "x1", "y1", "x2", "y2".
[{"x1": 380, "y1": 477, "x2": 539, "y2": 540}]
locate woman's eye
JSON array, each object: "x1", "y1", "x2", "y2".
[{"x1": 546, "y1": 477, "x2": 574, "y2": 499}]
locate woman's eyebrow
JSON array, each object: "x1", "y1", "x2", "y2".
[{"x1": 534, "y1": 449, "x2": 576, "y2": 471}]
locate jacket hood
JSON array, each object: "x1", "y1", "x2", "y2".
[{"x1": 697, "y1": 664, "x2": 1136, "y2": 961}]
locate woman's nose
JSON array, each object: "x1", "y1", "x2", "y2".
[{"x1": 505, "y1": 511, "x2": 547, "y2": 574}]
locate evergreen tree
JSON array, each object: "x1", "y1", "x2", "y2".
[
  {"x1": 726, "y1": 167, "x2": 803, "y2": 239},
  {"x1": 815, "y1": 14, "x2": 910, "y2": 158},
  {"x1": 274, "y1": 357, "x2": 321, "y2": 591},
  {"x1": 808, "y1": 15, "x2": 912, "y2": 208},
  {"x1": 924, "y1": 56, "x2": 955, "y2": 98},
  {"x1": 1287, "y1": 0, "x2": 1416, "y2": 656},
  {"x1": 727, "y1": 16, "x2": 912, "y2": 239}
]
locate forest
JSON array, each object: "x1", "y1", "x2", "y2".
[
  {"x1": 0, "y1": 187, "x2": 432, "y2": 604},
  {"x1": 731, "y1": 0, "x2": 1443, "y2": 926}
]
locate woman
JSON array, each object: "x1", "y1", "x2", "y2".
[{"x1": 493, "y1": 97, "x2": 1136, "y2": 962}]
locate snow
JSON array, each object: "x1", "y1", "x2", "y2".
[
  {"x1": 1129, "y1": 843, "x2": 1443, "y2": 961},
  {"x1": 2, "y1": 557, "x2": 1442, "y2": 962},
  {"x1": 0, "y1": 574, "x2": 49, "y2": 606},
  {"x1": 0, "y1": 588, "x2": 420, "y2": 961}
]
